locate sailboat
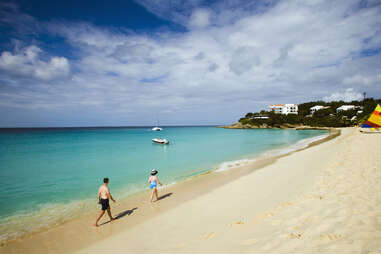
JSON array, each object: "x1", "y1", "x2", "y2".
[
  {"x1": 359, "y1": 104, "x2": 381, "y2": 133},
  {"x1": 152, "y1": 126, "x2": 163, "y2": 131},
  {"x1": 152, "y1": 120, "x2": 163, "y2": 131}
]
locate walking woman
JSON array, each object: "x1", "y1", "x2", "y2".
[{"x1": 148, "y1": 169, "x2": 162, "y2": 202}]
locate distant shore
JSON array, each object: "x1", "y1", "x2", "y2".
[{"x1": 218, "y1": 122, "x2": 331, "y2": 130}]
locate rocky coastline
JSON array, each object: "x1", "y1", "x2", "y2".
[{"x1": 217, "y1": 122, "x2": 331, "y2": 130}]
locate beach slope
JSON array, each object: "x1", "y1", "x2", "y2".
[{"x1": 73, "y1": 128, "x2": 381, "y2": 253}]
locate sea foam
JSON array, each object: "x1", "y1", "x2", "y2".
[
  {"x1": 215, "y1": 134, "x2": 329, "y2": 173},
  {"x1": 216, "y1": 159, "x2": 255, "y2": 172}
]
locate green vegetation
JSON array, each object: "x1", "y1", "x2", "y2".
[{"x1": 239, "y1": 98, "x2": 381, "y2": 128}]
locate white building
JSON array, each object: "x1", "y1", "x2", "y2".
[
  {"x1": 253, "y1": 116, "x2": 269, "y2": 119},
  {"x1": 269, "y1": 104, "x2": 298, "y2": 115},
  {"x1": 269, "y1": 104, "x2": 284, "y2": 114},
  {"x1": 336, "y1": 105, "x2": 356, "y2": 113},
  {"x1": 310, "y1": 105, "x2": 330, "y2": 114}
]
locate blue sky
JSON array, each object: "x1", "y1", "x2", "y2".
[{"x1": 0, "y1": 0, "x2": 381, "y2": 127}]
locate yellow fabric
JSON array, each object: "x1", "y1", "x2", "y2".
[{"x1": 367, "y1": 104, "x2": 381, "y2": 126}]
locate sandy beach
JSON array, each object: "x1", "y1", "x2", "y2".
[{"x1": 2, "y1": 127, "x2": 381, "y2": 254}]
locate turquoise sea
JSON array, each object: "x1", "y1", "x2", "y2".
[{"x1": 0, "y1": 126, "x2": 328, "y2": 241}]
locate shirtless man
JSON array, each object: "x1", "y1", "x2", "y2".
[{"x1": 94, "y1": 177, "x2": 116, "y2": 227}]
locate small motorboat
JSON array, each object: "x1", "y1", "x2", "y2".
[
  {"x1": 152, "y1": 138, "x2": 169, "y2": 144},
  {"x1": 152, "y1": 127, "x2": 163, "y2": 131}
]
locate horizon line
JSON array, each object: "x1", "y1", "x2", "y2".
[{"x1": 0, "y1": 124, "x2": 224, "y2": 129}]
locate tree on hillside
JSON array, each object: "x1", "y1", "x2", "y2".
[
  {"x1": 298, "y1": 101, "x2": 326, "y2": 117},
  {"x1": 314, "y1": 109, "x2": 330, "y2": 117},
  {"x1": 245, "y1": 112, "x2": 254, "y2": 118}
]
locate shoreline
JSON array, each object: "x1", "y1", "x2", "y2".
[
  {"x1": 1, "y1": 128, "x2": 339, "y2": 253},
  {"x1": 217, "y1": 122, "x2": 332, "y2": 130},
  {"x1": 72, "y1": 126, "x2": 380, "y2": 254},
  {"x1": 79, "y1": 127, "x2": 366, "y2": 254}
]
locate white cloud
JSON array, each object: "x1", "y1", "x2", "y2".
[
  {"x1": 137, "y1": 0, "x2": 276, "y2": 28},
  {"x1": 136, "y1": 0, "x2": 206, "y2": 26},
  {"x1": 1, "y1": 0, "x2": 381, "y2": 126},
  {"x1": 188, "y1": 9, "x2": 211, "y2": 29},
  {"x1": 0, "y1": 45, "x2": 70, "y2": 81},
  {"x1": 323, "y1": 88, "x2": 363, "y2": 102},
  {"x1": 343, "y1": 74, "x2": 381, "y2": 86},
  {"x1": 229, "y1": 46, "x2": 261, "y2": 75}
]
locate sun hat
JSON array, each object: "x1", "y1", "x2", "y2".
[{"x1": 151, "y1": 169, "x2": 158, "y2": 175}]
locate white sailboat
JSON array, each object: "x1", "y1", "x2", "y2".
[
  {"x1": 152, "y1": 120, "x2": 163, "y2": 131},
  {"x1": 152, "y1": 126, "x2": 163, "y2": 131}
]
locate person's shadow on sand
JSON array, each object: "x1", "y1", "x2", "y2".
[
  {"x1": 115, "y1": 207, "x2": 138, "y2": 219},
  {"x1": 99, "y1": 207, "x2": 138, "y2": 226},
  {"x1": 157, "y1": 192, "x2": 173, "y2": 201},
  {"x1": 99, "y1": 193, "x2": 173, "y2": 226}
]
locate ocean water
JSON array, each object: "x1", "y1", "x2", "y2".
[{"x1": 0, "y1": 126, "x2": 328, "y2": 241}]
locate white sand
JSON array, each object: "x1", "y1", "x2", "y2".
[{"x1": 74, "y1": 128, "x2": 381, "y2": 254}]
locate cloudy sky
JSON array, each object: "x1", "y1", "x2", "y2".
[{"x1": 0, "y1": 0, "x2": 380, "y2": 127}]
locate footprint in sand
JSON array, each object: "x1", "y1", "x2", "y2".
[
  {"x1": 265, "y1": 212, "x2": 275, "y2": 218},
  {"x1": 241, "y1": 238, "x2": 258, "y2": 246},
  {"x1": 261, "y1": 212, "x2": 275, "y2": 219},
  {"x1": 277, "y1": 202, "x2": 293, "y2": 209},
  {"x1": 305, "y1": 194, "x2": 324, "y2": 200},
  {"x1": 229, "y1": 220, "x2": 244, "y2": 227},
  {"x1": 203, "y1": 232, "x2": 215, "y2": 240},
  {"x1": 288, "y1": 233, "x2": 302, "y2": 239},
  {"x1": 251, "y1": 212, "x2": 275, "y2": 225},
  {"x1": 320, "y1": 234, "x2": 342, "y2": 241}
]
